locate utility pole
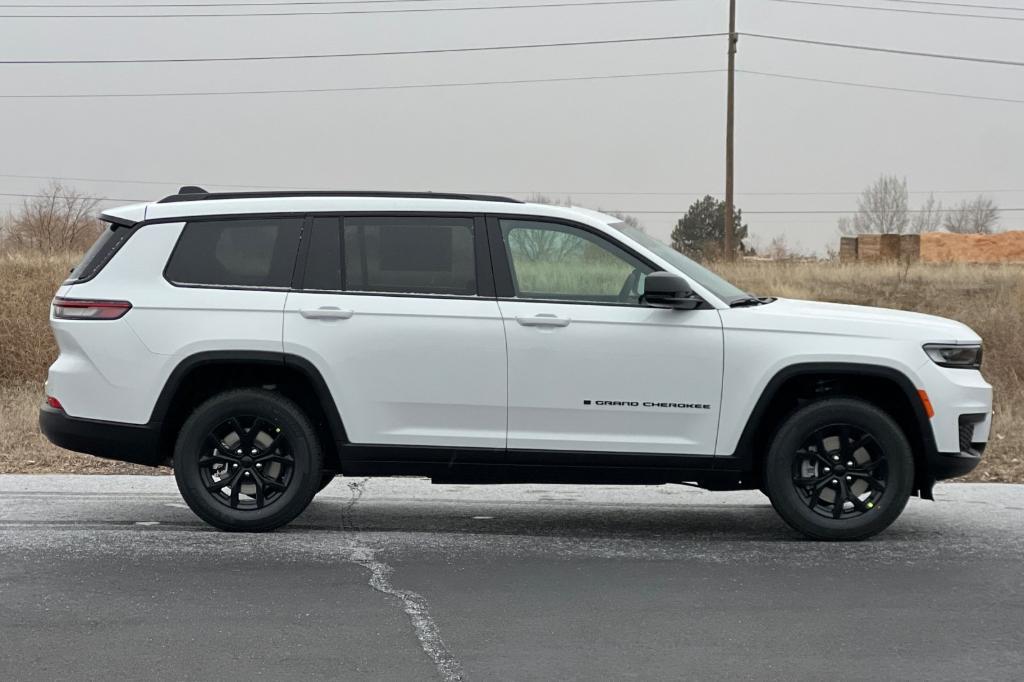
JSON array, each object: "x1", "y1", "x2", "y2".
[{"x1": 723, "y1": 0, "x2": 737, "y2": 261}]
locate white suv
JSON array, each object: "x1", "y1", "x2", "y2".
[{"x1": 40, "y1": 188, "x2": 992, "y2": 540}]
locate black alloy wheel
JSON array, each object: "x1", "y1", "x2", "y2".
[
  {"x1": 764, "y1": 398, "x2": 913, "y2": 541},
  {"x1": 792, "y1": 424, "x2": 888, "y2": 520},
  {"x1": 174, "y1": 389, "x2": 322, "y2": 532},
  {"x1": 200, "y1": 416, "x2": 295, "y2": 511}
]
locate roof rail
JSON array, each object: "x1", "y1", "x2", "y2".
[{"x1": 157, "y1": 189, "x2": 523, "y2": 204}]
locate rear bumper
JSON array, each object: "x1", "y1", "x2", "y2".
[{"x1": 38, "y1": 404, "x2": 165, "y2": 467}]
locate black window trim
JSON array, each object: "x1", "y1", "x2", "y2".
[
  {"x1": 294, "y1": 212, "x2": 495, "y2": 301},
  {"x1": 484, "y1": 214, "x2": 708, "y2": 310},
  {"x1": 145, "y1": 209, "x2": 706, "y2": 305},
  {"x1": 162, "y1": 215, "x2": 305, "y2": 292},
  {"x1": 63, "y1": 220, "x2": 136, "y2": 285}
]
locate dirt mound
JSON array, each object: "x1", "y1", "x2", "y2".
[{"x1": 921, "y1": 231, "x2": 1024, "y2": 263}]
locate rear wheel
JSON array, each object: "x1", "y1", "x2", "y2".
[
  {"x1": 173, "y1": 389, "x2": 323, "y2": 532},
  {"x1": 764, "y1": 398, "x2": 913, "y2": 541}
]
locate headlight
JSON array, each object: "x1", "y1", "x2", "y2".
[{"x1": 923, "y1": 343, "x2": 983, "y2": 369}]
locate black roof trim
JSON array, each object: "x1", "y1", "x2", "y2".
[
  {"x1": 157, "y1": 190, "x2": 523, "y2": 204},
  {"x1": 99, "y1": 212, "x2": 137, "y2": 228}
]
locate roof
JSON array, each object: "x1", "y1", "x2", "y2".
[
  {"x1": 157, "y1": 188, "x2": 523, "y2": 204},
  {"x1": 99, "y1": 190, "x2": 603, "y2": 228}
]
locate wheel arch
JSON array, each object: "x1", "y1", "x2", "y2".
[
  {"x1": 733, "y1": 362, "x2": 938, "y2": 497},
  {"x1": 150, "y1": 351, "x2": 347, "y2": 470}
]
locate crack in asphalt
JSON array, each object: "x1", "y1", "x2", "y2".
[
  {"x1": 340, "y1": 478, "x2": 465, "y2": 681},
  {"x1": 352, "y1": 547, "x2": 465, "y2": 682},
  {"x1": 339, "y1": 477, "x2": 369, "y2": 530}
]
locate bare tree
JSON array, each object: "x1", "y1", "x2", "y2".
[
  {"x1": 1, "y1": 182, "x2": 102, "y2": 254},
  {"x1": 944, "y1": 195, "x2": 999, "y2": 234},
  {"x1": 909, "y1": 193, "x2": 944, "y2": 233},
  {"x1": 604, "y1": 211, "x2": 646, "y2": 233},
  {"x1": 765, "y1": 234, "x2": 792, "y2": 260},
  {"x1": 839, "y1": 175, "x2": 910, "y2": 235}
]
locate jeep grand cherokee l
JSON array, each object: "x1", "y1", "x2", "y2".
[{"x1": 39, "y1": 188, "x2": 992, "y2": 540}]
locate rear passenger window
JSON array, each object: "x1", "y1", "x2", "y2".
[
  {"x1": 343, "y1": 217, "x2": 476, "y2": 296},
  {"x1": 165, "y1": 218, "x2": 302, "y2": 288}
]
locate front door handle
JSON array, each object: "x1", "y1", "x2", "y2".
[
  {"x1": 515, "y1": 314, "x2": 571, "y2": 328},
  {"x1": 299, "y1": 306, "x2": 354, "y2": 320}
]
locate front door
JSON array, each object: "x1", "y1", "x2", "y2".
[
  {"x1": 284, "y1": 215, "x2": 507, "y2": 450},
  {"x1": 491, "y1": 217, "x2": 724, "y2": 455}
]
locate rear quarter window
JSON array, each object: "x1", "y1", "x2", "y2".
[
  {"x1": 165, "y1": 218, "x2": 303, "y2": 288},
  {"x1": 66, "y1": 223, "x2": 132, "y2": 284}
]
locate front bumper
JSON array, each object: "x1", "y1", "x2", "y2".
[
  {"x1": 930, "y1": 449, "x2": 984, "y2": 480},
  {"x1": 918, "y1": 362, "x2": 992, "y2": 454},
  {"x1": 39, "y1": 403, "x2": 165, "y2": 467}
]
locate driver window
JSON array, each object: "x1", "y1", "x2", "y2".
[{"x1": 500, "y1": 219, "x2": 652, "y2": 304}]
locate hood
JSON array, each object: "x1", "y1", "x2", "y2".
[{"x1": 724, "y1": 298, "x2": 980, "y2": 344}]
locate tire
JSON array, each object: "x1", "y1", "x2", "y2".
[
  {"x1": 763, "y1": 398, "x2": 914, "y2": 541},
  {"x1": 173, "y1": 389, "x2": 323, "y2": 532},
  {"x1": 317, "y1": 472, "x2": 337, "y2": 493}
]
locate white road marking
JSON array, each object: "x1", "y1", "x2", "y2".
[
  {"x1": 164, "y1": 503, "x2": 190, "y2": 509},
  {"x1": 472, "y1": 516, "x2": 494, "y2": 520},
  {"x1": 135, "y1": 521, "x2": 160, "y2": 526}
]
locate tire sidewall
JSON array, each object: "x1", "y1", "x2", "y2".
[
  {"x1": 765, "y1": 398, "x2": 914, "y2": 541},
  {"x1": 173, "y1": 390, "x2": 322, "y2": 531}
]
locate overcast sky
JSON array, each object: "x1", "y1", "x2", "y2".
[{"x1": 1, "y1": 0, "x2": 1022, "y2": 253}]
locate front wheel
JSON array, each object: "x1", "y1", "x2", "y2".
[
  {"x1": 764, "y1": 398, "x2": 914, "y2": 541},
  {"x1": 173, "y1": 389, "x2": 323, "y2": 532}
]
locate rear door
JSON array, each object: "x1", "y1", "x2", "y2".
[
  {"x1": 489, "y1": 216, "x2": 724, "y2": 456},
  {"x1": 283, "y1": 214, "x2": 507, "y2": 450}
]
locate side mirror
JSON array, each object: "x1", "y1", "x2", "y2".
[{"x1": 642, "y1": 272, "x2": 700, "y2": 310}]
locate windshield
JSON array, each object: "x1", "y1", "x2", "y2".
[{"x1": 608, "y1": 222, "x2": 749, "y2": 304}]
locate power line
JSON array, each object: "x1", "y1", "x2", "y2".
[
  {"x1": 19, "y1": 0, "x2": 1020, "y2": 13},
  {"x1": 0, "y1": 173, "x2": 294, "y2": 189},
  {"x1": 0, "y1": 0, "x2": 470, "y2": 6},
  {"x1": 510, "y1": 188, "x2": 1024, "y2": 195},
  {"x1": 1, "y1": 64, "x2": 1018, "y2": 105},
  {"x1": 610, "y1": 208, "x2": 1024, "y2": 214},
  {"x1": 739, "y1": 69, "x2": 1024, "y2": 104},
  {"x1": 0, "y1": 68, "x2": 725, "y2": 99},
  {"x1": 0, "y1": 30, "x2": 1016, "y2": 69},
  {"x1": 0, "y1": 33, "x2": 724, "y2": 65},
  {"x1": 0, "y1": 0, "x2": 699, "y2": 19},
  {"x1": 0, "y1": 191, "x2": 147, "y2": 202},
  {"x1": 744, "y1": 33, "x2": 1024, "y2": 67},
  {"x1": 769, "y1": 0, "x2": 1024, "y2": 21},
  {"x1": 882, "y1": 0, "x2": 1024, "y2": 10},
  {"x1": 4, "y1": 187, "x2": 1022, "y2": 216},
  {"x1": 6, "y1": 173, "x2": 1024, "y2": 197}
]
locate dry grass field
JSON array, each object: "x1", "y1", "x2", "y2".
[
  {"x1": 1, "y1": 252, "x2": 1020, "y2": 481},
  {"x1": 0, "y1": 253, "x2": 157, "y2": 474}
]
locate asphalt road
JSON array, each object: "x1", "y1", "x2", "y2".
[{"x1": 2, "y1": 476, "x2": 1023, "y2": 681}]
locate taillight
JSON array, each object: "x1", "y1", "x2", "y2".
[
  {"x1": 46, "y1": 396, "x2": 64, "y2": 411},
  {"x1": 52, "y1": 297, "x2": 132, "y2": 320}
]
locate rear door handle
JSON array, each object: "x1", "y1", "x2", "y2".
[
  {"x1": 515, "y1": 314, "x2": 571, "y2": 328},
  {"x1": 299, "y1": 306, "x2": 354, "y2": 320}
]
